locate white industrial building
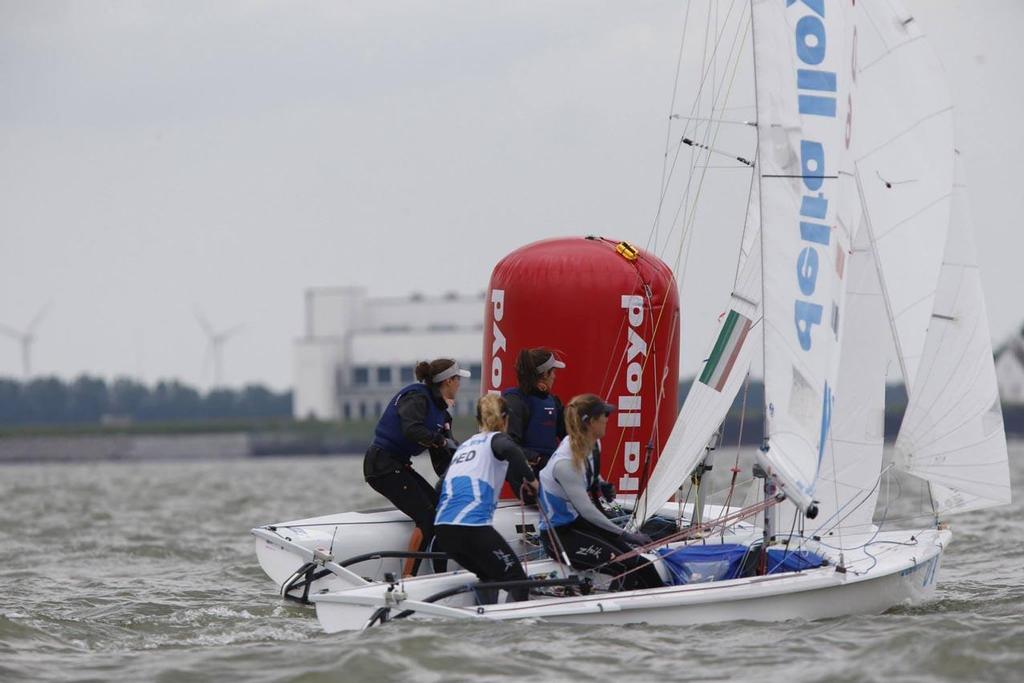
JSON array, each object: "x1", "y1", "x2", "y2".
[
  {"x1": 293, "y1": 287, "x2": 486, "y2": 421},
  {"x1": 995, "y1": 324, "x2": 1024, "y2": 404}
]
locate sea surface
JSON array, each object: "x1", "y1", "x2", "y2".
[{"x1": 1, "y1": 444, "x2": 1022, "y2": 683}]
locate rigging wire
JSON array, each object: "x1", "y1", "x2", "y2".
[
  {"x1": 660, "y1": 2, "x2": 751, "y2": 282},
  {"x1": 617, "y1": 6, "x2": 753, "y2": 526},
  {"x1": 600, "y1": 495, "x2": 778, "y2": 585},
  {"x1": 648, "y1": 0, "x2": 744, "y2": 253},
  {"x1": 826, "y1": 422, "x2": 848, "y2": 560},
  {"x1": 609, "y1": 3, "x2": 752, "y2": 495},
  {"x1": 717, "y1": 372, "x2": 751, "y2": 540},
  {"x1": 810, "y1": 463, "x2": 894, "y2": 540},
  {"x1": 651, "y1": 0, "x2": 695, "y2": 255},
  {"x1": 670, "y1": 114, "x2": 757, "y2": 126}
]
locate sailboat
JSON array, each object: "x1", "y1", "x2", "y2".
[{"x1": 253, "y1": 0, "x2": 1010, "y2": 631}]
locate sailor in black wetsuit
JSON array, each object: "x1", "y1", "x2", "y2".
[
  {"x1": 363, "y1": 358, "x2": 469, "y2": 576},
  {"x1": 502, "y1": 348, "x2": 567, "y2": 500}
]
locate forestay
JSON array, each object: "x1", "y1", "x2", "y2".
[
  {"x1": 893, "y1": 156, "x2": 1011, "y2": 514},
  {"x1": 632, "y1": 13, "x2": 764, "y2": 526},
  {"x1": 633, "y1": 229, "x2": 761, "y2": 525}
]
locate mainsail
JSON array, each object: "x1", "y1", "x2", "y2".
[
  {"x1": 752, "y1": 0, "x2": 853, "y2": 512},
  {"x1": 636, "y1": 0, "x2": 1006, "y2": 529},
  {"x1": 893, "y1": 156, "x2": 1011, "y2": 514}
]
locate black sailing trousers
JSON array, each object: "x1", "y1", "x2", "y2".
[
  {"x1": 365, "y1": 457, "x2": 439, "y2": 553},
  {"x1": 434, "y1": 524, "x2": 529, "y2": 603},
  {"x1": 542, "y1": 517, "x2": 664, "y2": 591}
]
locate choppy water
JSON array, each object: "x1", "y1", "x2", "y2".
[{"x1": 1, "y1": 445, "x2": 1022, "y2": 683}]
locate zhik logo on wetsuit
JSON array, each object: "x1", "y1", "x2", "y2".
[
  {"x1": 492, "y1": 548, "x2": 516, "y2": 572},
  {"x1": 575, "y1": 545, "x2": 604, "y2": 560}
]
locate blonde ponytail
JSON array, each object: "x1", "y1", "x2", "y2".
[
  {"x1": 476, "y1": 393, "x2": 508, "y2": 433},
  {"x1": 565, "y1": 394, "x2": 600, "y2": 471}
]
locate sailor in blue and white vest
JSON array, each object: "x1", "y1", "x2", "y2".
[
  {"x1": 503, "y1": 348, "x2": 567, "y2": 500},
  {"x1": 538, "y1": 393, "x2": 664, "y2": 592},
  {"x1": 364, "y1": 358, "x2": 469, "y2": 576},
  {"x1": 434, "y1": 393, "x2": 537, "y2": 603}
]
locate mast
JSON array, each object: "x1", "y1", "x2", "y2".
[{"x1": 747, "y1": 0, "x2": 776, "y2": 551}]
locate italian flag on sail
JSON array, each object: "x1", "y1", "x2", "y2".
[{"x1": 699, "y1": 310, "x2": 752, "y2": 392}]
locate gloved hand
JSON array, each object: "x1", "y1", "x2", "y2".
[
  {"x1": 444, "y1": 437, "x2": 459, "y2": 453},
  {"x1": 620, "y1": 531, "x2": 653, "y2": 547},
  {"x1": 599, "y1": 481, "x2": 616, "y2": 502},
  {"x1": 520, "y1": 479, "x2": 538, "y2": 501}
]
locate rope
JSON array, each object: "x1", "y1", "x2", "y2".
[
  {"x1": 615, "y1": 5, "x2": 754, "y2": 523},
  {"x1": 586, "y1": 4, "x2": 753, "y2": 517},
  {"x1": 599, "y1": 494, "x2": 779, "y2": 586},
  {"x1": 719, "y1": 372, "x2": 751, "y2": 526},
  {"x1": 609, "y1": 494, "x2": 778, "y2": 567},
  {"x1": 519, "y1": 486, "x2": 529, "y2": 575},
  {"x1": 531, "y1": 483, "x2": 573, "y2": 574}
]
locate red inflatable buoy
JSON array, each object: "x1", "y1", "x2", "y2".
[{"x1": 483, "y1": 236, "x2": 680, "y2": 498}]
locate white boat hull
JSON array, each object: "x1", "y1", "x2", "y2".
[
  {"x1": 252, "y1": 502, "x2": 547, "y2": 595},
  {"x1": 310, "y1": 529, "x2": 949, "y2": 632},
  {"x1": 251, "y1": 501, "x2": 745, "y2": 598}
]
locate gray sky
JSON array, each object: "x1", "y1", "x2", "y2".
[{"x1": 2, "y1": 0, "x2": 1022, "y2": 391}]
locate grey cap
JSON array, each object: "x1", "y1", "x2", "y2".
[
  {"x1": 536, "y1": 353, "x2": 566, "y2": 373},
  {"x1": 432, "y1": 363, "x2": 472, "y2": 383}
]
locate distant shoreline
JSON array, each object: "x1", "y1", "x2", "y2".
[{"x1": 1, "y1": 406, "x2": 1021, "y2": 464}]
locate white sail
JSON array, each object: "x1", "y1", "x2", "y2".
[
  {"x1": 893, "y1": 157, "x2": 1011, "y2": 515},
  {"x1": 812, "y1": 221, "x2": 887, "y2": 537},
  {"x1": 634, "y1": 174, "x2": 762, "y2": 524},
  {"x1": 853, "y1": 0, "x2": 954, "y2": 391},
  {"x1": 634, "y1": 37, "x2": 765, "y2": 525},
  {"x1": 735, "y1": 172, "x2": 761, "y2": 280},
  {"x1": 633, "y1": 251, "x2": 759, "y2": 525},
  {"x1": 752, "y1": 0, "x2": 852, "y2": 512}
]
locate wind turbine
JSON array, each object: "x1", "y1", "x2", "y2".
[
  {"x1": 0, "y1": 303, "x2": 51, "y2": 379},
  {"x1": 194, "y1": 308, "x2": 243, "y2": 388}
]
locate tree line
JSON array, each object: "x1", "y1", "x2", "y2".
[{"x1": 0, "y1": 376, "x2": 292, "y2": 426}]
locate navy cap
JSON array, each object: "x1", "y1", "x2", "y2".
[{"x1": 581, "y1": 400, "x2": 615, "y2": 422}]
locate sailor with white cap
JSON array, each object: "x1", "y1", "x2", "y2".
[{"x1": 502, "y1": 348, "x2": 568, "y2": 498}]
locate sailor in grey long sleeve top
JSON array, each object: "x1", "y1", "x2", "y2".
[{"x1": 548, "y1": 455, "x2": 623, "y2": 535}]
